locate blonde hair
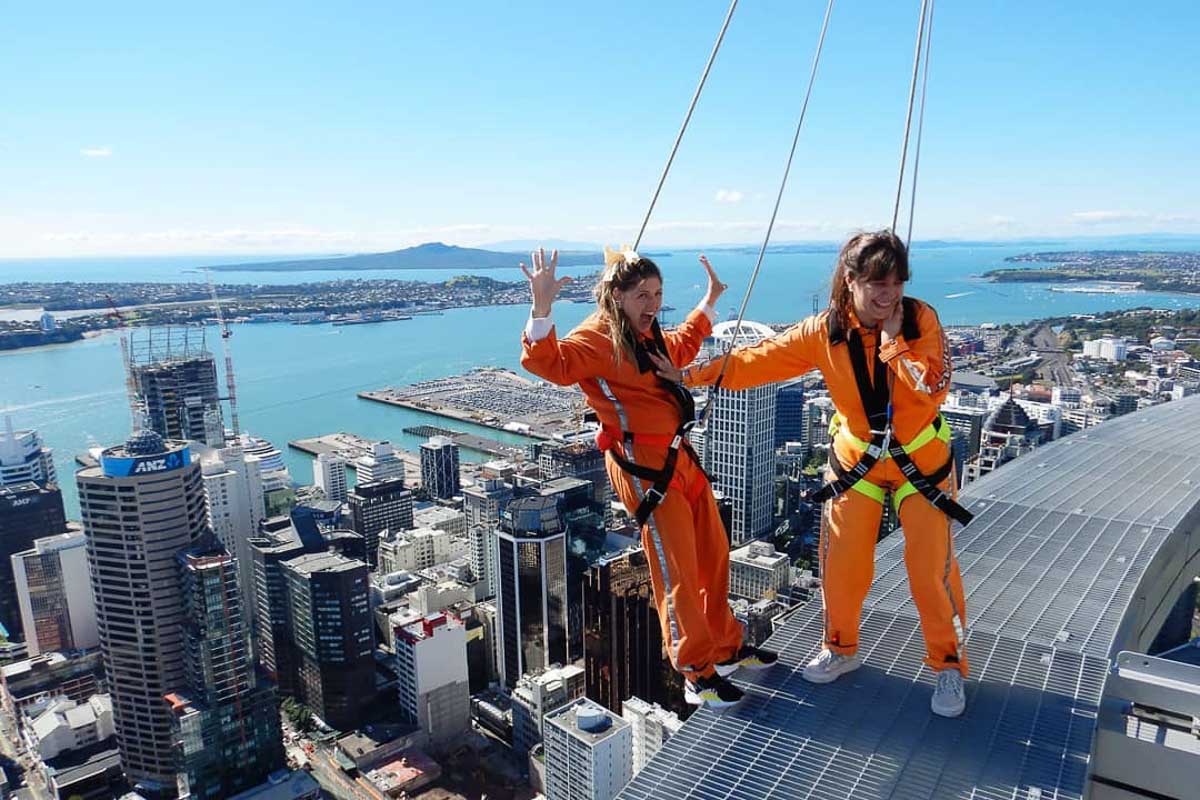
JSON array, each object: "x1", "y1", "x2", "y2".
[{"x1": 591, "y1": 253, "x2": 663, "y2": 365}]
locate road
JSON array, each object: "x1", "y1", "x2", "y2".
[{"x1": 1030, "y1": 324, "x2": 1075, "y2": 387}]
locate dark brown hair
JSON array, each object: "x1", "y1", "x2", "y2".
[
  {"x1": 829, "y1": 230, "x2": 910, "y2": 328},
  {"x1": 592, "y1": 256, "x2": 663, "y2": 365}
]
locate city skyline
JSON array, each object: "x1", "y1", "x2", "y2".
[{"x1": 1, "y1": 1, "x2": 1198, "y2": 257}]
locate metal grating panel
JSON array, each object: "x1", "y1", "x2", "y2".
[{"x1": 620, "y1": 395, "x2": 1200, "y2": 800}]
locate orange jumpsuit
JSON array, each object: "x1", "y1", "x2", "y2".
[
  {"x1": 522, "y1": 308, "x2": 745, "y2": 680},
  {"x1": 685, "y1": 298, "x2": 968, "y2": 675}
]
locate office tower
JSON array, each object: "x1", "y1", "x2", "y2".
[
  {"x1": 236, "y1": 434, "x2": 294, "y2": 517},
  {"x1": 702, "y1": 321, "x2": 779, "y2": 544},
  {"x1": 774, "y1": 378, "x2": 807, "y2": 446},
  {"x1": 77, "y1": 431, "x2": 207, "y2": 791},
  {"x1": 582, "y1": 549, "x2": 680, "y2": 716},
  {"x1": 512, "y1": 664, "x2": 586, "y2": 756},
  {"x1": 394, "y1": 612, "x2": 470, "y2": 753},
  {"x1": 1112, "y1": 391, "x2": 1139, "y2": 417},
  {"x1": 0, "y1": 482, "x2": 67, "y2": 645},
  {"x1": 248, "y1": 526, "x2": 309, "y2": 695},
  {"x1": 168, "y1": 546, "x2": 283, "y2": 798},
  {"x1": 348, "y1": 478, "x2": 413, "y2": 570},
  {"x1": 802, "y1": 395, "x2": 836, "y2": 455},
  {"x1": 963, "y1": 397, "x2": 1043, "y2": 485},
  {"x1": 464, "y1": 478, "x2": 513, "y2": 599},
  {"x1": 312, "y1": 452, "x2": 348, "y2": 503},
  {"x1": 940, "y1": 403, "x2": 989, "y2": 464},
  {"x1": 412, "y1": 504, "x2": 466, "y2": 537},
  {"x1": 0, "y1": 416, "x2": 57, "y2": 487},
  {"x1": 621, "y1": 697, "x2": 682, "y2": 775},
  {"x1": 200, "y1": 445, "x2": 265, "y2": 638},
  {"x1": 494, "y1": 495, "x2": 568, "y2": 688},
  {"x1": 537, "y1": 441, "x2": 610, "y2": 509},
  {"x1": 728, "y1": 541, "x2": 790, "y2": 602},
  {"x1": 543, "y1": 697, "x2": 633, "y2": 800},
  {"x1": 282, "y1": 552, "x2": 373, "y2": 730},
  {"x1": 129, "y1": 327, "x2": 223, "y2": 446},
  {"x1": 420, "y1": 436, "x2": 460, "y2": 500},
  {"x1": 354, "y1": 441, "x2": 405, "y2": 484},
  {"x1": 12, "y1": 531, "x2": 98, "y2": 656}
]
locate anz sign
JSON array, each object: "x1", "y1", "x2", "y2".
[{"x1": 102, "y1": 446, "x2": 190, "y2": 478}]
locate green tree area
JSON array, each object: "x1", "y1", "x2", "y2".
[
  {"x1": 281, "y1": 697, "x2": 315, "y2": 733},
  {"x1": 1044, "y1": 308, "x2": 1200, "y2": 352}
]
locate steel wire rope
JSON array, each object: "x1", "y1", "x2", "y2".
[
  {"x1": 700, "y1": 0, "x2": 837, "y2": 419},
  {"x1": 633, "y1": 0, "x2": 740, "y2": 250},
  {"x1": 892, "y1": 0, "x2": 933, "y2": 237},
  {"x1": 904, "y1": 0, "x2": 936, "y2": 246}
]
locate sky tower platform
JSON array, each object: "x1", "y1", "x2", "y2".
[{"x1": 620, "y1": 394, "x2": 1200, "y2": 800}]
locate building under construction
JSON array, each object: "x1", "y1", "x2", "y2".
[{"x1": 129, "y1": 327, "x2": 224, "y2": 447}]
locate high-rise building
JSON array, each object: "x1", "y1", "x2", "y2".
[
  {"x1": 248, "y1": 523, "x2": 312, "y2": 696},
  {"x1": 199, "y1": 445, "x2": 266, "y2": 640},
  {"x1": 354, "y1": 441, "x2": 405, "y2": 485},
  {"x1": 940, "y1": 403, "x2": 989, "y2": 465},
  {"x1": 512, "y1": 664, "x2": 586, "y2": 756},
  {"x1": 963, "y1": 397, "x2": 1044, "y2": 485},
  {"x1": 312, "y1": 452, "x2": 348, "y2": 503},
  {"x1": 774, "y1": 378, "x2": 807, "y2": 446},
  {"x1": 281, "y1": 552, "x2": 373, "y2": 730},
  {"x1": 394, "y1": 612, "x2": 470, "y2": 753},
  {"x1": 494, "y1": 495, "x2": 568, "y2": 688},
  {"x1": 168, "y1": 545, "x2": 283, "y2": 799},
  {"x1": 77, "y1": 430, "x2": 207, "y2": 791},
  {"x1": 235, "y1": 434, "x2": 294, "y2": 518},
  {"x1": 582, "y1": 549, "x2": 680, "y2": 717},
  {"x1": 802, "y1": 394, "x2": 836, "y2": 456},
  {"x1": 701, "y1": 321, "x2": 779, "y2": 544},
  {"x1": 621, "y1": 696, "x2": 682, "y2": 775},
  {"x1": 12, "y1": 531, "x2": 98, "y2": 657},
  {"x1": 420, "y1": 436, "x2": 460, "y2": 500},
  {"x1": 464, "y1": 478, "x2": 513, "y2": 599},
  {"x1": 536, "y1": 441, "x2": 610, "y2": 510},
  {"x1": 0, "y1": 416, "x2": 57, "y2": 487},
  {"x1": 347, "y1": 478, "x2": 413, "y2": 570},
  {"x1": 129, "y1": 328, "x2": 223, "y2": 447},
  {"x1": 728, "y1": 541, "x2": 790, "y2": 602},
  {"x1": 0, "y1": 481, "x2": 67, "y2": 646},
  {"x1": 543, "y1": 697, "x2": 633, "y2": 800}
]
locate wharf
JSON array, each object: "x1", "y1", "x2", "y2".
[
  {"x1": 288, "y1": 432, "x2": 422, "y2": 482},
  {"x1": 401, "y1": 424, "x2": 524, "y2": 459}
]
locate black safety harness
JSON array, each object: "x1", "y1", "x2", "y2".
[{"x1": 809, "y1": 298, "x2": 973, "y2": 526}]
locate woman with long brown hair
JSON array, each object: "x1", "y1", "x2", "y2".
[
  {"x1": 520, "y1": 246, "x2": 777, "y2": 709},
  {"x1": 655, "y1": 230, "x2": 970, "y2": 717}
]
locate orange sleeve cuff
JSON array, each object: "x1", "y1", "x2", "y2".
[{"x1": 879, "y1": 335, "x2": 911, "y2": 362}]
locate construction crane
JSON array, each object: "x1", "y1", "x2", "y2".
[
  {"x1": 203, "y1": 268, "x2": 242, "y2": 444},
  {"x1": 104, "y1": 294, "x2": 145, "y2": 431}
]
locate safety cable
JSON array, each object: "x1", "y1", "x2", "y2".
[
  {"x1": 633, "y1": 0, "x2": 739, "y2": 250},
  {"x1": 891, "y1": 0, "x2": 932, "y2": 235},
  {"x1": 701, "y1": 0, "x2": 837, "y2": 420},
  {"x1": 904, "y1": 0, "x2": 936, "y2": 246}
]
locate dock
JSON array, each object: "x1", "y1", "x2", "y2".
[{"x1": 401, "y1": 425, "x2": 524, "y2": 459}]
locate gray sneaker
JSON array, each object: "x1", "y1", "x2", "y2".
[
  {"x1": 931, "y1": 669, "x2": 966, "y2": 718},
  {"x1": 801, "y1": 648, "x2": 862, "y2": 684}
]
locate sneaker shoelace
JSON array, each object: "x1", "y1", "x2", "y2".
[{"x1": 937, "y1": 671, "x2": 964, "y2": 698}]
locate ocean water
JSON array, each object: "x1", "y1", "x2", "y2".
[{"x1": 2, "y1": 239, "x2": 1198, "y2": 519}]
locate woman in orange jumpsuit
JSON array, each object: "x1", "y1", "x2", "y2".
[
  {"x1": 520, "y1": 246, "x2": 776, "y2": 709},
  {"x1": 658, "y1": 230, "x2": 969, "y2": 717}
]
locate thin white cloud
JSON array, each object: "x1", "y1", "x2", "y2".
[
  {"x1": 714, "y1": 189, "x2": 744, "y2": 205},
  {"x1": 80, "y1": 146, "x2": 113, "y2": 158},
  {"x1": 1069, "y1": 210, "x2": 1150, "y2": 225},
  {"x1": 987, "y1": 215, "x2": 1017, "y2": 226}
]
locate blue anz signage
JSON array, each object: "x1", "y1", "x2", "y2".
[{"x1": 102, "y1": 446, "x2": 191, "y2": 478}]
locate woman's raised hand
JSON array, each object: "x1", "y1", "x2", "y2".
[
  {"x1": 520, "y1": 247, "x2": 571, "y2": 318},
  {"x1": 700, "y1": 254, "x2": 728, "y2": 308}
]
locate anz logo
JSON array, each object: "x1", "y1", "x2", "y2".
[{"x1": 133, "y1": 452, "x2": 183, "y2": 474}]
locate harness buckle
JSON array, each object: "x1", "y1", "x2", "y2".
[{"x1": 644, "y1": 486, "x2": 667, "y2": 505}]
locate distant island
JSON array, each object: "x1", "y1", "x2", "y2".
[
  {"x1": 983, "y1": 250, "x2": 1200, "y2": 294},
  {"x1": 208, "y1": 241, "x2": 602, "y2": 272}
]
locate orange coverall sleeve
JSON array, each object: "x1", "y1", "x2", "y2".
[
  {"x1": 879, "y1": 301, "x2": 952, "y2": 401},
  {"x1": 682, "y1": 315, "x2": 822, "y2": 390},
  {"x1": 521, "y1": 324, "x2": 611, "y2": 387},
  {"x1": 661, "y1": 307, "x2": 714, "y2": 367}
]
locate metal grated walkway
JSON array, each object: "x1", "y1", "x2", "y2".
[{"x1": 619, "y1": 395, "x2": 1200, "y2": 800}]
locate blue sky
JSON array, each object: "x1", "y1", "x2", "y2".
[{"x1": 1, "y1": 1, "x2": 1196, "y2": 256}]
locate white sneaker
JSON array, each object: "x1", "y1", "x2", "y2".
[
  {"x1": 931, "y1": 669, "x2": 966, "y2": 718},
  {"x1": 802, "y1": 649, "x2": 862, "y2": 684}
]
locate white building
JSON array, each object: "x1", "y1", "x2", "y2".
[
  {"x1": 0, "y1": 416, "x2": 56, "y2": 487},
  {"x1": 12, "y1": 532, "x2": 98, "y2": 657},
  {"x1": 700, "y1": 321, "x2": 779, "y2": 544},
  {"x1": 729, "y1": 541, "x2": 790, "y2": 602},
  {"x1": 394, "y1": 613, "x2": 470, "y2": 753},
  {"x1": 621, "y1": 696, "x2": 682, "y2": 775},
  {"x1": 1083, "y1": 336, "x2": 1127, "y2": 362},
  {"x1": 312, "y1": 452, "x2": 348, "y2": 503},
  {"x1": 413, "y1": 504, "x2": 467, "y2": 537},
  {"x1": 1052, "y1": 386, "x2": 1083, "y2": 407},
  {"x1": 544, "y1": 697, "x2": 633, "y2": 800},
  {"x1": 24, "y1": 695, "x2": 114, "y2": 760},
  {"x1": 355, "y1": 441, "x2": 405, "y2": 485},
  {"x1": 511, "y1": 664, "x2": 586, "y2": 755},
  {"x1": 199, "y1": 444, "x2": 266, "y2": 630}
]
